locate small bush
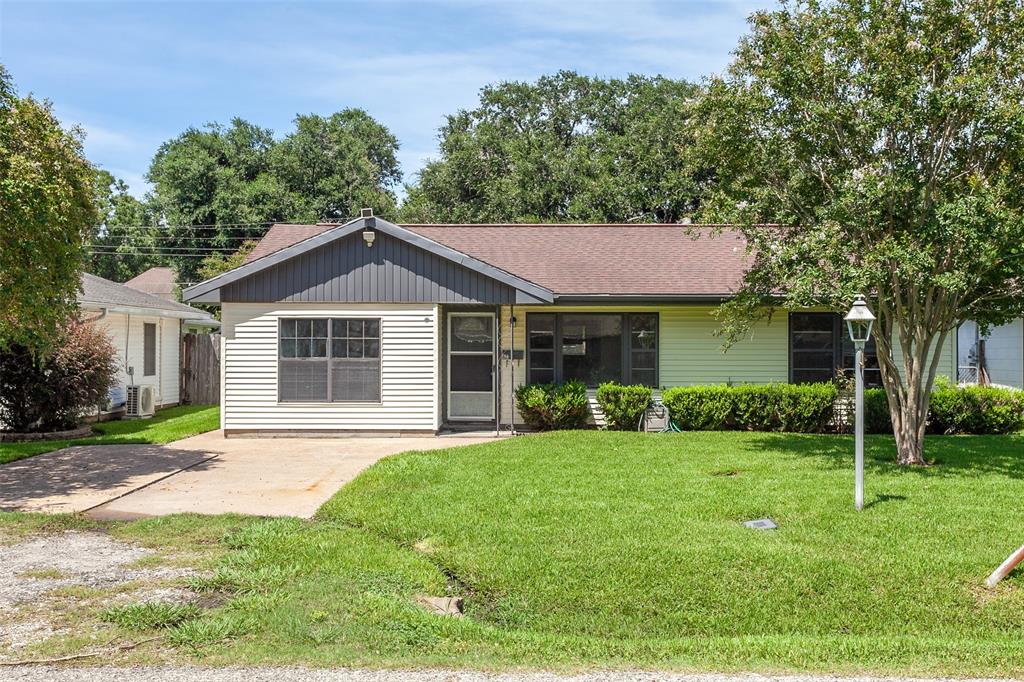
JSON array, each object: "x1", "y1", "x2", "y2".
[
  {"x1": 928, "y1": 385, "x2": 1024, "y2": 435},
  {"x1": 596, "y1": 382, "x2": 652, "y2": 431},
  {"x1": 0, "y1": 318, "x2": 117, "y2": 432},
  {"x1": 661, "y1": 386, "x2": 734, "y2": 430},
  {"x1": 514, "y1": 381, "x2": 589, "y2": 430},
  {"x1": 100, "y1": 602, "x2": 200, "y2": 630},
  {"x1": 662, "y1": 383, "x2": 837, "y2": 433},
  {"x1": 864, "y1": 388, "x2": 893, "y2": 434}
]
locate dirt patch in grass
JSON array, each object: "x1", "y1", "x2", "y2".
[{"x1": 0, "y1": 531, "x2": 199, "y2": 655}]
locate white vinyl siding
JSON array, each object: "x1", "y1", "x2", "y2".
[
  {"x1": 220, "y1": 302, "x2": 439, "y2": 432},
  {"x1": 984, "y1": 318, "x2": 1023, "y2": 389},
  {"x1": 91, "y1": 311, "x2": 180, "y2": 408}
]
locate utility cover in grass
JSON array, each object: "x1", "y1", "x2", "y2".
[{"x1": 743, "y1": 518, "x2": 778, "y2": 530}]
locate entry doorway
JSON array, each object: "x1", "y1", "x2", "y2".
[{"x1": 447, "y1": 313, "x2": 496, "y2": 421}]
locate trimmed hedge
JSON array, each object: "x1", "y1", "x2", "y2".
[
  {"x1": 661, "y1": 383, "x2": 838, "y2": 433},
  {"x1": 596, "y1": 382, "x2": 653, "y2": 431},
  {"x1": 860, "y1": 385, "x2": 1023, "y2": 435},
  {"x1": 515, "y1": 381, "x2": 590, "y2": 431}
]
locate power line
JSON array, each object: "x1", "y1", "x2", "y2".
[{"x1": 88, "y1": 251, "x2": 225, "y2": 258}]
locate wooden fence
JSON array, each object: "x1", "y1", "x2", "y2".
[{"x1": 181, "y1": 332, "x2": 221, "y2": 405}]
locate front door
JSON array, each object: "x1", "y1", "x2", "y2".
[{"x1": 447, "y1": 313, "x2": 495, "y2": 421}]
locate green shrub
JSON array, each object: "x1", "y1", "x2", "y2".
[
  {"x1": 661, "y1": 386, "x2": 734, "y2": 430},
  {"x1": 928, "y1": 385, "x2": 1024, "y2": 435},
  {"x1": 514, "y1": 381, "x2": 590, "y2": 430},
  {"x1": 595, "y1": 382, "x2": 652, "y2": 431},
  {"x1": 662, "y1": 383, "x2": 837, "y2": 433},
  {"x1": 864, "y1": 388, "x2": 893, "y2": 434},
  {"x1": 733, "y1": 383, "x2": 837, "y2": 432}
]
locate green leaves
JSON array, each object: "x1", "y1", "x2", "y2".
[{"x1": 0, "y1": 66, "x2": 98, "y2": 353}]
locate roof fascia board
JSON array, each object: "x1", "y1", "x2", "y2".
[
  {"x1": 552, "y1": 294, "x2": 735, "y2": 304},
  {"x1": 79, "y1": 302, "x2": 213, "y2": 319}
]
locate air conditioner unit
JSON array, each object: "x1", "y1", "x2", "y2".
[{"x1": 126, "y1": 385, "x2": 156, "y2": 418}]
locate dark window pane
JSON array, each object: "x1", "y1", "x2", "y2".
[
  {"x1": 296, "y1": 319, "x2": 311, "y2": 337},
  {"x1": 331, "y1": 358, "x2": 380, "y2": 402},
  {"x1": 451, "y1": 316, "x2": 494, "y2": 352},
  {"x1": 279, "y1": 360, "x2": 328, "y2": 401},
  {"x1": 528, "y1": 314, "x2": 554, "y2": 333},
  {"x1": 348, "y1": 339, "x2": 364, "y2": 358},
  {"x1": 365, "y1": 319, "x2": 380, "y2": 338},
  {"x1": 791, "y1": 313, "x2": 834, "y2": 333},
  {"x1": 331, "y1": 339, "x2": 347, "y2": 358},
  {"x1": 281, "y1": 338, "x2": 297, "y2": 358},
  {"x1": 280, "y1": 319, "x2": 296, "y2": 337},
  {"x1": 561, "y1": 314, "x2": 623, "y2": 386},
  {"x1": 630, "y1": 369, "x2": 656, "y2": 387},
  {"x1": 631, "y1": 350, "x2": 656, "y2": 369},
  {"x1": 529, "y1": 350, "x2": 554, "y2": 369},
  {"x1": 631, "y1": 314, "x2": 657, "y2": 334},
  {"x1": 311, "y1": 339, "x2": 328, "y2": 358},
  {"x1": 364, "y1": 338, "x2": 380, "y2": 358},
  {"x1": 143, "y1": 323, "x2": 156, "y2": 376},
  {"x1": 529, "y1": 331, "x2": 554, "y2": 350},
  {"x1": 792, "y1": 331, "x2": 834, "y2": 350},
  {"x1": 345, "y1": 319, "x2": 362, "y2": 337},
  {"x1": 792, "y1": 369, "x2": 834, "y2": 384},
  {"x1": 792, "y1": 351, "x2": 835, "y2": 369},
  {"x1": 311, "y1": 319, "x2": 328, "y2": 338},
  {"x1": 451, "y1": 354, "x2": 493, "y2": 392},
  {"x1": 529, "y1": 369, "x2": 554, "y2": 384}
]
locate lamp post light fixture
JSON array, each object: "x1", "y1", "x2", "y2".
[{"x1": 844, "y1": 294, "x2": 876, "y2": 511}]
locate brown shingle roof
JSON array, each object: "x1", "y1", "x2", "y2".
[
  {"x1": 123, "y1": 266, "x2": 176, "y2": 301},
  {"x1": 244, "y1": 223, "x2": 750, "y2": 297}
]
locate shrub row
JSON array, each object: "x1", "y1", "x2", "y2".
[
  {"x1": 661, "y1": 383, "x2": 839, "y2": 433},
  {"x1": 514, "y1": 381, "x2": 590, "y2": 431},
  {"x1": 865, "y1": 385, "x2": 1024, "y2": 435}
]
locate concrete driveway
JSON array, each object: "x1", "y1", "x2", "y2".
[{"x1": 0, "y1": 431, "x2": 500, "y2": 519}]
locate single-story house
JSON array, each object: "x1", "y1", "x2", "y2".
[
  {"x1": 957, "y1": 319, "x2": 1024, "y2": 389},
  {"x1": 80, "y1": 273, "x2": 219, "y2": 411},
  {"x1": 182, "y1": 211, "x2": 1020, "y2": 436}
]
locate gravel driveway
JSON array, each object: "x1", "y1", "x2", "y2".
[{"x1": 2, "y1": 670, "x2": 1018, "y2": 682}]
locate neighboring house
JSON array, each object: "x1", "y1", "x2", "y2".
[
  {"x1": 124, "y1": 266, "x2": 177, "y2": 301},
  {"x1": 80, "y1": 273, "x2": 219, "y2": 411},
  {"x1": 183, "y1": 212, "x2": 966, "y2": 436},
  {"x1": 957, "y1": 319, "x2": 1024, "y2": 389}
]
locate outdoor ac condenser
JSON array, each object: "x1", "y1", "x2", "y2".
[{"x1": 125, "y1": 385, "x2": 156, "y2": 418}]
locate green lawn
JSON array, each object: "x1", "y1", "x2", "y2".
[
  {"x1": 3, "y1": 430, "x2": 1022, "y2": 674},
  {"x1": 0, "y1": 404, "x2": 219, "y2": 464}
]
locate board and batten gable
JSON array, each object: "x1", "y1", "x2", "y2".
[
  {"x1": 221, "y1": 230, "x2": 521, "y2": 305},
  {"x1": 219, "y1": 303, "x2": 440, "y2": 434}
]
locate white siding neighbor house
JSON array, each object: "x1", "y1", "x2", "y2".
[
  {"x1": 182, "y1": 211, "x2": 992, "y2": 437},
  {"x1": 957, "y1": 318, "x2": 1024, "y2": 389},
  {"x1": 80, "y1": 273, "x2": 218, "y2": 412}
]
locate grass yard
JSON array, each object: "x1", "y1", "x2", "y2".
[
  {"x1": 1, "y1": 430, "x2": 1022, "y2": 674},
  {"x1": 0, "y1": 405, "x2": 219, "y2": 465}
]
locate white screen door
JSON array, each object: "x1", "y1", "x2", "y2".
[{"x1": 448, "y1": 313, "x2": 495, "y2": 420}]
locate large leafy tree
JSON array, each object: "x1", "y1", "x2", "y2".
[
  {"x1": 89, "y1": 169, "x2": 156, "y2": 281},
  {"x1": 400, "y1": 71, "x2": 707, "y2": 223},
  {"x1": 147, "y1": 112, "x2": 400, "y2": 282},
  {"x1": 698, "y1": 0, "x2": 1024, "y2": 465},
  {"x1": 0, "y1": 65, "x2": 98, "y2": 353}
]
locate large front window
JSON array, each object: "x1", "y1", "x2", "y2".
[
  {"x1": 789, "y1": 312, "x2": 880, "y2": 387},
  {"x1": 526, "y1": 313, "x2": 658, "y2": 387},
  {"x1": 279, "y1": 318, "x2": 381, "y2": 402}
]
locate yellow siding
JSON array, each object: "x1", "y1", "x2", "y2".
[{"x1": 498, "y1": 305, "x2": 789, "y2": 426}]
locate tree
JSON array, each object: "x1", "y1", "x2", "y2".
[
  {"x1": 90, "y1": 169, "x2": 157, "y2": 281},
  {"x1": 147, "y1": 112, "x2": 400, "y2": 282},
  {"x1": 697, "y1": 0, "x2": 1024, "y2": 465},
  {"x1": 399, "y1": 71, "x2": 707, "y2": 223},
  {"x1": 0, "y1": 65, "x2": 98, "y2": 352},
  {"x1": 196, "y1": 239, "x2": 259, "y2": 282}
]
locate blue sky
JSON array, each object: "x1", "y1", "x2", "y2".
[{"x1": 1, "y1": 0, "x2": 773, "y2": 199}]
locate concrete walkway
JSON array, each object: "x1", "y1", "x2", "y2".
[{"x1": 0, "y1": 431, "x2": 500, "y2": 519}]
